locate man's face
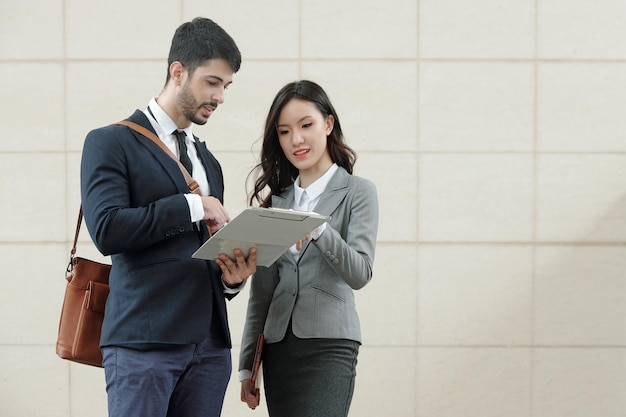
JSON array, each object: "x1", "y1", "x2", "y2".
[{"x1": 176, "y1": 59, "x2": 234, "y2": 125}]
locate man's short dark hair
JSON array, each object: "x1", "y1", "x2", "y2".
[{"x1": 166, "y1": 17, "x2": 241, "y2": 84}]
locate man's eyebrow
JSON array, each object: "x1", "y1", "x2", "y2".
[{"x1": 205, "y1": 74, "x2": 233, "y2": 84}]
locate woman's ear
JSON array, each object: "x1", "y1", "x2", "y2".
[{"x1": 325, "y1": 114, "x2": 335, "y2": 136}]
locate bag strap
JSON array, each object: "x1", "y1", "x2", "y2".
[
  {"x1": 116, "y1": 120, "x2": 211, "y2": 235},
  {"x1": 116, "y1": 120, "x2": 201, "y2": 196},
  {"x1": 67, "y1": 207, "x2": 83, "y2": 273}
]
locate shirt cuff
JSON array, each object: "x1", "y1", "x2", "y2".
[
  {"x1": 184, "y1": 193, "x2": 204, "y2": 223},
  {"x1": 310, "y1": 222, "x2": 327, "y2": 240},
  {"x1": 239, "y1": 369, "x2": 253, "y2": 382},
  {"x1": 222, "y1": 277, "x2": 247, "y2": 294}
]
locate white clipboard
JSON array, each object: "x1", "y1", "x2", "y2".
[{"x1": 192, "y1": 207, "x2": 330, "y2": 267}]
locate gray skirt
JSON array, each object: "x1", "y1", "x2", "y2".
[{"x1": 262, "y1": 325, "x2": 360, "y2": 417}]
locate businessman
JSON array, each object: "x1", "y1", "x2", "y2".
[{"x1": 80, "y1": 17, "x2": 256, "y2": 417}]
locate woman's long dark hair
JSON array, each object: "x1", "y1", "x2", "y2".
[{"x1": 248, "y1": 80, "x2": 356, "y2": 207}]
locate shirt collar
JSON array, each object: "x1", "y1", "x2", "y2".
[
  {"x1": 294, "y1": 163, "x2": 339, "y2": 205},
  {"x1": 147, "y1": 98, "x2": 194, "y2": 139}
]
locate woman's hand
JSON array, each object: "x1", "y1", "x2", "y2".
[
  {"x1": 295, "y1": 234, "x2": 311, "y2": 251},
  {"x1": 240, "y1": 379, "x2": 260, "y2": 410}
]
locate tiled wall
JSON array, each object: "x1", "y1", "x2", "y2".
[{"x1": 1, "y1": 1, "x2": 625, "y2": 416}]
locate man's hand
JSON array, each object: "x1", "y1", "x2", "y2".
[
  {"x1": 216, "y1": 247, "x2": 257, "y2": 287},
  {"x1": 200, "y1": 196, "x2": 231, "y2": 234}
]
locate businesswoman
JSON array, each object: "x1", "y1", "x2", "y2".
[{"x1": 238, "y1": 80, "x2": 379, "y2": 417}]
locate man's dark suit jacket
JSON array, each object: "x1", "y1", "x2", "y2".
[{"x1": 81, "y1": 110, "x2": 234, "y2": 349}]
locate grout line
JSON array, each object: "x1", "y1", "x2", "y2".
[
  {"x1": 415, "y1": 1, "x2": 421, "y2": 415},
  {"x1": 530, "y1": 0, "x2": 540, "y2": 411},
  {"x1": 378, "y1": 241, "x2": 626, "y2": 246},
  {"x1": 62, "y1": 2, "x2": 72, "y2": 416},
  {"x1": 298, "y1": 0, "x2": 303, "y2": 77},
  {"x1": 360, "y1": 344, "x2": 626, "y2": 349}
]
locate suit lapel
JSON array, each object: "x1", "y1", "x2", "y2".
[
  {"x1": 125, "y1": 110, "x2": 190, "y2": 194},
  {"x1": 193, "y1": 138, "x2": 223, "y2": 201},
  {"x1": 309, "y1": 167, "x2": 350, "y2": 218}
]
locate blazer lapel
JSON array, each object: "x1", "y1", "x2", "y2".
[
  {"x1": 309, "y1": 167, "x2": 350, "y2": 218},
  {"x1": 126, "y1": 110, "x2": 189, "y2": 194},
  {"x1": 271, "y1": 187, "x2": 295, "y2": 210},
  {"x1": 193, "y1": 138, "x2": 223, "y2": 201}
]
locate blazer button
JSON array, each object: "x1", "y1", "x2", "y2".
[
  {"x1": 165, "y1": 231, "x2": 171, "y2": 237},
  {"x1": 324, "y1": 251, "x2": 331, "y2": 257},
  {"x1": 178, "y1": 226, "x2": 185, "y2": 232},
  {"x1": 332, "y1": 259, "x2": 339, "y2": 264}
]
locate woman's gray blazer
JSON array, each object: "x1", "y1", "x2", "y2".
[{"x1": 239, "y1": 167, "x2": 378, "y2": 372}]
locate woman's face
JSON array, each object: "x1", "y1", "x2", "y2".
[{"x1": 276, "y1": 98, "x2": 334, "y2": 179}]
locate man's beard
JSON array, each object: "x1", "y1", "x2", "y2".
[{"x1": 177, "y1": 82, "x2": 218, "y2": 125}]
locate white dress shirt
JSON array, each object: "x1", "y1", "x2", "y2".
[
  {"x1": 288, "y1": 163, "x2": 336, "y2": 260},
  {"x1": 143, "y1": 98, "x2": 206, "y2": 223}
]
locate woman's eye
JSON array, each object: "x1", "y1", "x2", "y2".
[
  {"x1": 302, "y1": 122, "x2": 312, "y2": 129},
  {"x1": 278, "y1": 130, "x2": 288, "y2": 135}
]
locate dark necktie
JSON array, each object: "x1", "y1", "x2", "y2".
[{"x1": 173, "y1": 130, "x2": 193, "y2": 175}]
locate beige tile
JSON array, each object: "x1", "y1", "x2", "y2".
[
  {"x1": 0, "y1": 346, "x2": 70, "y2": 416},
  {"x1": 70, "y1": 363, "x2": 108, "y2": 417},
  {"x1": 0, "y1": 153, "x2": 66, "y2": 241},
  {"x1": 195, "y1": 61, "x2": 300, "y2": 152},
  {"x1": 184, "y1": 0, "x2": 300, "y2": 59},
  {"x1": 66, "y1": 0, "x2": 177, "y2": 59},
  {"x1": 0, "y1": 64, "x2": 65, "y2": 151},
  {"x1": 301, "y1": 0, "x2": 417, "y2": 58},
  {"x1": 0, "y1": 0, "x2": 63, "y2": 59},
  {"x1": 420, "y1": 0, "x2": 534, "y2": 58},
  {"x1": 355, "y1": 152, "x2": 418, "y2": 242},
  {"x1": 302, "y1": 61, "x2": 418, "y2": 152},
  {"x1": 417, "y1": 347, "x2": 531, "y2": 417},
  {"x1": 66, "y1": 62, "x2": 164, "y2": 151},
  {"x1": 0, "y1": 244, "x2": 68, "y2": 344},
  {"x1": 360, "y1": 245, "x2": 418, "y2": 346},
  {"x1": 207, "y1": 152, "x2": 258, "y2": 216},
  {"x1": 419, "y1": 63, "x2": 534, "y2": 152},
  {"x1": 538, "y1": 64, "x2": 626, "y2": 152},
  {"x1": 535, "y1": 246, "x2": 626, "y2": 345},
  {"x1": 537, "y1": 155, "x2": 626, "y2": 242},
  {"x1": 419, "y1": 154, "x2": 534, "y2": 242},
  {"x1": 418, "y1": 246, "x2": 532, "y2": 346},
  {"x1": 533, "y1": 348, "x2": 626, "y2": 417},
  {"x1": 350, "y1": 346, "x2": 417, "y2": 417},
  {"x1": 538, "y1": 0, "x2": 626, "y2": 59}
]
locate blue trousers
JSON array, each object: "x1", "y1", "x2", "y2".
[{"x1": 102, "y1": 334, "x2": 231, "y2": 417}]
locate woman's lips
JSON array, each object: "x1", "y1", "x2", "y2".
[{"x1": 293, "y1": 149, "x2": 309, "y2": 159}]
